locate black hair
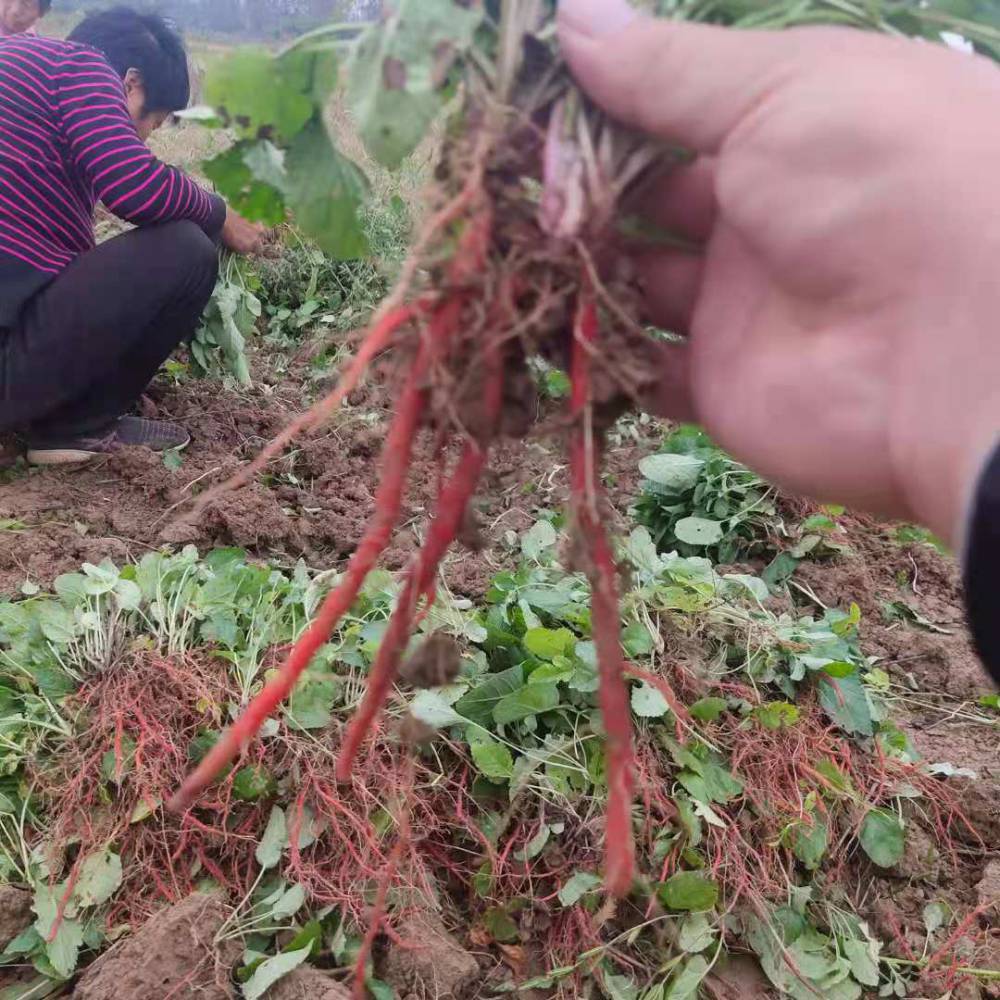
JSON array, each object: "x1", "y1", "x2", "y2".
[{"x1": 68, "y1": 7, "x2": 190, "y2": 113}]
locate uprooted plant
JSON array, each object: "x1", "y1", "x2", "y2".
[{"x1": 168, "y1": 0, "x2": 1000, "y2": 900}]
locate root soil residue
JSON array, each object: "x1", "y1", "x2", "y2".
[{"x1": 0, "y1": 350, "x2": 652, "y2": 602}]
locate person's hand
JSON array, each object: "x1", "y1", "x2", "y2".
[
  {"x1": 560, "y1": 0, "x2": 1000, "y2": 547},
  {"x1": 221, "y1": 206, "x2": 264, "y2": 255}
]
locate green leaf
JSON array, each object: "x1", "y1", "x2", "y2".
[
  {"x1": 286, "y1": 675, "x2": 337, "y2": 731},
  {"x1": 454, "y1": 666, "x2": 524, "y2": 727},
  {"x1": 523, "y1": 627, "x2": 576, "y2": 661},
  {"x1": 272, "y1": 883, "x2": 307, "y2": 921},
  {"x1": 762, "y1": 552, "x2": 800, "y2": 590},
  {"x1": 483, "y1": 906, "x2": 519, "y2": 943},
  {"x1": 657, "y1": 872, "x2": 719, "y2": 912},
  {"x1": 493, "y1": 683, "x2": 559, "y2": 725},
  {"x1": 818, "y1": 673, "x2": 873, "y2": 736},
  {"x1": 256, "y1": 806, "x2": 288, "y2": 870},
  {"x1": 205, "y1": 48, "x2": 313, "y2": 143},
  {"x1": 844, "y1": 937, "x2": 880, "y2": 987},
  {"x1": 410, "y1": 688, "x2": 464, "y2": 729},
  {"x1": 689, "y1": 698, "x2": 727, "y2": 723},
  {"x1": 73, "y1": 849, "x2": 123, "y2": 908},
  {"x1": 204, "y1": 145, "x2": 286, "y2": 226},
  {"x1": 521, "y1": 520, "x2": 558, "y2": 562},
  {"x1": 822, "y1": 661, "x2": 858, "y2": 679},
  {"x1": 673, "y1": 517, "x2": 724, "y2": 547},
  {"x1": 242, "y1": 945, "x2": 312, "y2": 1000},
  {"x1": 558, "y1": 871, "x2": 602, "y2": 907},
  {"x1": 755, "y1": 701, "x2": 800, "y2": 730},
  {"x1": 859, "y1": 809, "x2": 905, "y2": 868},
  {"x1": 284, "y1": 119, "x2": 369, "y2": 260},
  {"x1": 347, "y1": 0, "x2": 483, "y2": 168},
  {"x1": 622, "y1": 621, "x2": 655, "y2": 658},
  {"x1": 471, "y1": 738, "x2": 514, "y2": 781},
  {"x1": 640, "y1": 453, "x2": 704, "y2": 490},
  {"x1": 790, "y1": 818, "x2": 828, "y2": 870},
  {"x1": 923, "y1": 900, "x2": 952, "y2": 935},
  {"x1": 32, "y1": 883, "x2": 83, "y2": 979},
  {"x1": 631, "y1": 681, "x2": 670, "y2": 718},
  {"x1": 977, "y1": 693, "x2": 1000, "y2": 711},
  {"x1": 665, "y1": 955, "x2": 711, "y2": 999},
  {"x1": 233, "y1": 765, "x2": 275, "y2": 802},
  {"x1": 677, "y1": 913, "x2": 716, "y2": 954}
]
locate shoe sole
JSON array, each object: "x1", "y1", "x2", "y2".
[{"x1": 26, "y1": 436, "x2": 191, "y2": 467}]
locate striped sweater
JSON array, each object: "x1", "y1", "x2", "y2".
[{"x1": 0, "y1": 33, "x2": 224, "y2": 325}]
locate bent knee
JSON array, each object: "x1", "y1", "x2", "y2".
[{"x1": 166, "y1": 220, "x2": 218, "y2": 271}]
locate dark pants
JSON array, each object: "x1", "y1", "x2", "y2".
[{"x1": 0, "y1": 221, "x2": 219, "y2": 440}]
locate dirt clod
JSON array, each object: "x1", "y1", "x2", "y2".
[
  {"x1": 263, "y1": 966, "x2": 351, "y2": 999},
  {"x1": 378, "y1": 911, "x2": 479, "y2": 999},
  {"x1": 73, "y1": 893, "x2": 239, "y2": 1000},
  {"x1": 400, "y1": 633, "x2": 463, "y2": 689},
  {"x1": 0, "y1": 885, "x2": 32, "y2": 951},
  {"x1": 976, "y1": 859, "x2": 1000, "y2": 912}
]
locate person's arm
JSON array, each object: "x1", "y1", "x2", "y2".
[{"x1": 55, "y1": 46, "x2": 225, "y2": 235}]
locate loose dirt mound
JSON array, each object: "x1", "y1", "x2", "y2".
[
  {"x1": 73, "y1": 893, "x2": 240, "y2": 1000},
  {"x1": 265, "y1": 967, "x2": 351, "y2": 999},
  {"x1": 0, "y1": 887, "x2": 31, "y2": 951},
  {"x1": 0, "y1": 353, "x2": 652, "y2": 600},
  {"x1": 377, "y1": 911, "x2": 480, "y2": 999}
]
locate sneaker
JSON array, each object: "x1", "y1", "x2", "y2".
[{"x1": 26, "y1": 416, "x2": 191, "y2": 466}]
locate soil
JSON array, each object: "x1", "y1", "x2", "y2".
[
  {"x1": 0, "y1": 352, "x2": 649, "y2": 603},
  {"x1": 1, "y1": 338, "x2": 997, "y2": 996},
  {"x1": 376, "y1": 910, "x2": 480, "y2": 999},
  {"x1": 0, "y1": 887, "x2": 31, "y2": 952},
  {"x1": 265, "y1": 967, "x2": 351, "y2": 999},
  {"x1": 72, "y1": 893, "x2": 241, "y2": 1000}
]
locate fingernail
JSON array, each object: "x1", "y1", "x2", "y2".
[{"x1": 559, "y1": 0, "x2": 636, "y2": 37}]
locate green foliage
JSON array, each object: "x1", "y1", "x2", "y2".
[
  {"x1": 657, "y1": 872, "x2": 719, "y2": 912},
  {"x1": 193, "y1": 253, "x2": 262, "y2": 385},
  {"x1": 635, "y1": 426, "x2": 779, "y2": 563},
  {"x1": 198, "y1": 42, "x2": 369, "y2": 259},
  {"x1": 346, "y1": 0, "x2": 483, "y2": 168},
  {"x1": 859, "y1": 808, "x2": 906, "y2": 868}
]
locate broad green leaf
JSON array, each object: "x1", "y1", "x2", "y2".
[
  {"x1": 242, "y1": 945, "x2": 311, "y2": 1000},
  {"x1": 755, "y1": 701, "x2": 800, "y2": 730},
  {"x1": 859, "y1": 809, "x2": 905, "y2": 868},
  {"x1": 483, "y1": 906, "x2": 519, "y2": 943},
  {"x1": 285, "y1": 674, "x2": 337, "y2": 731},
  {"x1": 603, "y1": 973, "x2": 640, "y2": 1000},
  {"x1": 639, "y1": 453, "x2": 704, "y2": 490},
  {"x1": 410, "y1": 688, "x2": 464, "y2": 729},
  {"x1": 622, "y1": 621, "x2": 655, "y2": 657},
  {"x1": 657, "y1": 872, "x2": 719, "y2": 912},
  {"x1": 256, "y1": 806, "x2": 288, "y2": 870},
  {"x1": 454, "y1": 666, "x2": 523, "y2": 727},
  {"x1": 523, "y1": 627, "x2": 575, "y2": 661},
  {"x1": 33, "y1": 883, "x2": 83, "y2": 979},
  {"x1": 677, "y1": 913, "x2": 716, "y2": 953},
  {"x1": 673, "y1": 517, "x2": 724, "y2": 547},
  {"x1": 74, "y1": 849, "x2": 123, "y2": 908},
  {"x1": 844, "y1": 937, "x2": 880, "y2": 987},
  {"x1": 522, "y1": 520, "x2": 558, "y2": 561},
  {"x1": 558, "y1": 871, "x2": 602, "y2": 907},
  {"x1": 689, "y1": 698, "x2": 727, "y2": 723},
  {"x1": 285, "y1": 119, "x2": 369, "y2": 260},
  {"x1": 233, "y1": 765, "x2": 275, "y2": 802},
  {"x1": 790, "y1": 818, "x2": 828, "y2": 870},
  {"x1": 205, "y1": 145, "x2": 286, "y2": 226},
  {"x1": 272, "y1": 883, "x2": 307, "y2": 921},
  {"x1": 818, "y1": 673, "x2": 873, "y2": 736},
  {"x1": 665, "y1": 955, "x2": 710, "y2": 999},
  {"x1": 631, "y1": 681, "x2": 670, "y2": 718},
  {"x1": 923, "y1": 900, "x2": 952, "y2": 935},
  {"x1": 493, "y1": 683, "x2": 559, "y2": 725},
  {"x1": 205, "y1": 48, "x2": 313, "y2": 142},
  {"x1": 471, "y1": 738, "x2": 514, "y2": 781},
  {"x1": 347, "y1": 0, "x2": 483, "y2": 168}
]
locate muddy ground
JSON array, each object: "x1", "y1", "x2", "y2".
[{"x1": 0, "y1": 334, "x2": 997, "y2": 998}]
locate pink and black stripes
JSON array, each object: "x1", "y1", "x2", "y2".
[{"x1": 0, "y1": 34, "x2": 219, "y2": 280}]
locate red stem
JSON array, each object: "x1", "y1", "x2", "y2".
[{"x1": 570, "y1": 289, "x2": 636, "y2": 897}]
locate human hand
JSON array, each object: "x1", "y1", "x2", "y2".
[
  {"x1": 560, "y1": 0, "x2": 1000, "y2": 547},
  {"x1": 221, "y1": 206, "x2": 265, "y2": 256}
]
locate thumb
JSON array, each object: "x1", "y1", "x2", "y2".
[{"x1": 558, "y1": 0, "x2": 799, "y2": 152}]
